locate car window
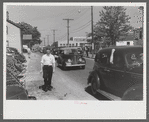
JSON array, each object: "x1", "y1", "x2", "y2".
[
  {"x1": 110, "y1": 51, "x2": 125, "y2": 69},
  {"x1": 99, "y1": 52, "x2": 109, "y2": 66},
  {"x1": 126, "y1": 52, "x2": 143, "y2": 68}
]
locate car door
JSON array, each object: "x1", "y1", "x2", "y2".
[
  {"x1": 107, "y1": 50, "x2": 128, "y2": 97},
  {"x1": 97, "y1": 50, "x2": 111, "y2": 90}
]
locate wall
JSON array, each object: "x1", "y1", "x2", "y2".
[
  {"x1": 58, "y1": 40, "x2": 89, "y2": 47},
  {"x1": 6, "y1": 22, "x2": 22, "y2": 53}
]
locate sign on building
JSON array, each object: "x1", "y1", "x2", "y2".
[
  {"x1": 116, "y1": 41, "x2": 134, "y2": 46},
  {"x1": 23, "y1": 34, "x2": 32, "y2": 40}
]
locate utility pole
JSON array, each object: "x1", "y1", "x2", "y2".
[
  {"x1": 44, "y1": 37, "x2": 45, "y2": 46},
  {"x1": 46, "y1": 35, "x2": 50, "y2": 46},
  {"x1": 91, "y1": 6, "x2": 94, "y2": 58},
  {"x1": 51, "y1": 29, "x2": 57, "y2": 43},
  {"x1": 63, "y1": 18, "x2": 74, "y2": 46}
]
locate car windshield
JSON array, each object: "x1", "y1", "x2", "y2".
[{"x1": 126, "y1": 52, "x2": 143, "y2": 67}]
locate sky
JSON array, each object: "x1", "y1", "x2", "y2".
[{"x1": 6, "y1": 3, "x2": 144, "y2": 46}]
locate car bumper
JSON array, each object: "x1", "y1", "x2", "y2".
[{"x1": 66, "y1": 63, "x2": 85, "y2": 67}]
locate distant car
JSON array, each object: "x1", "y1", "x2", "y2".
[
  {"x1": 51, "y1": 48, "x2": 61, "y2": 60},
  {"x1": 57, "y1": 47, "x2": 86, "y2": 70},
  {"x1": 87, "y1": 46, "x2": 143, "y2": 100}
]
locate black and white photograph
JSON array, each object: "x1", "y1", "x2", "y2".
[{"x1": 3, "y1": 2, "x2": 146, "y2": 119}]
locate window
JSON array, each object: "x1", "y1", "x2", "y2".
[
  {"x1": 6, "y1": 26, "x2": 8, "y2": 35},
  {"x1": 127, "y1": 42, "x2": 130, "y2": 46},
  {"x1": 99, "y1": 52, "x2": 109, "y2": 66},
  {"x1": 126, "y1": 52, "x2": 143, "y2": 68},
  {"x1": 110, "y1": 52, "x2": 124, "y2": 69}
]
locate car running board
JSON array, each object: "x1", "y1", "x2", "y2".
[{"x1": 97, "y1": 89, "x2": 121, "y2": 101}]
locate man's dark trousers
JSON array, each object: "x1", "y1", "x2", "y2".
[{"x1": 43, "y1": 65, "x2": 53, "y2": 88}]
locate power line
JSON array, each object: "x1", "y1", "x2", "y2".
[
  {"x1": 57, "y1": 33, "x2": 67, "y2": 40},
  {"x1": 71, "y1": 23, "x2": 91, "y2": 34},
  {"x1": 71, "y1": 20, "x2": 91, "y2": 32}
]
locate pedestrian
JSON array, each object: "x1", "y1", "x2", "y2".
[
  {"x1": 40, "y1": 48, "x2": 55, "y2": 92},
  {"x1": 85, "y1": 46, "x2": 89, "y2": 57},
  {"x1": 27, "y1": 48, "x2": 31, "y2": 58}
]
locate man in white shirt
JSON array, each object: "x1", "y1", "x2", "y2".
[{"x1": 40, "y1": 48, "x2": 55, "y2": 92}]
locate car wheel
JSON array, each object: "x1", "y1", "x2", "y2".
[
  {"x1": 82, "y1": 66, "x2": 85, "y2": 69},
  {"x1": 91, "y1": 77, "x2": 100, "y2": 95},
  {"x1": 57, "y1": 61, "x2": 59, "y2": 67},
  {"x1": 62, "y1": 63, "x2": 67, "y2": 70}
]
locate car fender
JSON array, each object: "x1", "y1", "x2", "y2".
[
  {"x1": 87, "y1": 70, "x2": 100, "y2": 86},
  {"x1": 122, "y1": 83, "x2": 143, "y2": 100}
]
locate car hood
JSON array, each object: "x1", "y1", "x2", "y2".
[{"x1": 63, "y1": 54, "x2": 83, "y2": 59}]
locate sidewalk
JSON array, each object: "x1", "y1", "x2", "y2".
[{"x1": 24, "y1": 52, "x2": 97, "y2": 100}]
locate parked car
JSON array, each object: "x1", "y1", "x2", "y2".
[
  {"x1": 6, "y1": 70, "x2": 36, "y2": 100},
  {"x1": 87, "y1": 46, "x2": 143, "y2": 100},
  {"x1": 6, "y1": 57, "x2": 36, "y2": 100},
  {"x1": 7, "y1": 47, "x2": 26, "y2": 63},
  {"x1": 57, "y1": 47, "x2": 86, "y2": 70}
]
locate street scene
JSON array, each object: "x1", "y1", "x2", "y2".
[{"x1": 5, "y1": 3, "x2": 145, "y2": 101}]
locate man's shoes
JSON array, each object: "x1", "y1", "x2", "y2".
[
  {"x1": 49, "y1": 86, "x2": 53, "y2": 89},
  {"x1": 39, "y1": 85, "x2": 53, "y2": 92}
]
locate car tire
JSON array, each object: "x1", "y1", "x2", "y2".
[
  {"x1": 62, "y1": 63, "x2": 67, "y2": 70},
  {"x1": 91, "y1": 77, "x2": 100, "y2": 95},
  {"x1": 57, "y1": 61, "x2": 59, "y2": 67},
  {"x1": 82, "y1": 66, "x2": 85, "y2": 69}
]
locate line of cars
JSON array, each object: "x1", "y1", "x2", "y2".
[{"x1": 6, "y1": 47, "x2": 36, "y2": 100}]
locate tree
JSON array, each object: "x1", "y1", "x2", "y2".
[
  {"x1": 93, "y1": 6, "x2": 132, "y2": 46},
  {"x1": 16, "y1": 22, "x2": 42, "y2": 47}
]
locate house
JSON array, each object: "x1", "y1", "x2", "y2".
[{"x1": 6, "y1": 12, "x2": 22, "y2": 54}]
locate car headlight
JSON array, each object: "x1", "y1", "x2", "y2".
[
  {"x1": 67, "y1": 59, "x2": 72, "y2": 63},
  {"x1": 79, "y1": 58, "x2": 82, "y2": 62},
  {"x1": 78, "y1": 58, "x2": 85, "y2": 62}
]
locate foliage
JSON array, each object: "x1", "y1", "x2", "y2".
[
  {"x1": 16, "y1": 22, "x2": 42, "y2": 47},
  {"x1": 88, "y1": 6, "x2": 132, "y2": 46}
]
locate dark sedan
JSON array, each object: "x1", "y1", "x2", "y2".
[
  {"x1": 57, "y1": 47, "x2": 86, "y2": 70},
  {"x1": 87, "y1": 46, "x2": 143, "y2": 100}
]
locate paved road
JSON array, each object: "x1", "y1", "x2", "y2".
[{"x1": 25, "y1": 52, "x2": 109, "y2": 100}]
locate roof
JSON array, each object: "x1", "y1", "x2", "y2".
[
  {"x1": 7, "y1": 19, "x2": 21, "y2": 29},
  {"x1": 100, "y1": 46, "x2": 143, "y2": 53}
]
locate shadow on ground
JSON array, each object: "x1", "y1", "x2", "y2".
[
  {"x1": 57, "y1": 65, "x2": 85, "y2": 71},
  {"x1": 85, "y1": 86, "x2": 110, "y2": 100}
]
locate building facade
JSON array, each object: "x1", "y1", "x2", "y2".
[
  {"x1": 6, "y1": 19, "x2": 22, "y2": 54},
  {"x1": 58, "y1": 37, "x2": 91, "y2": 47}
]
